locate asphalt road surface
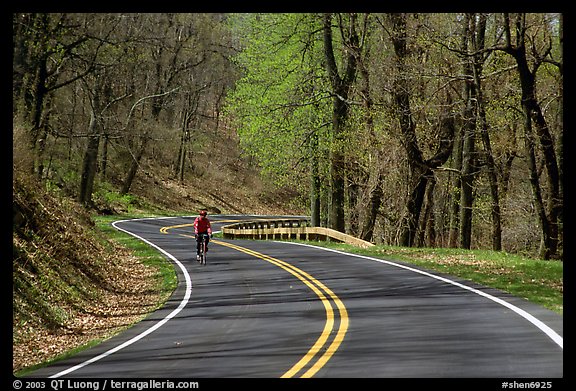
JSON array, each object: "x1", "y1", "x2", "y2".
[{"x1": 27, "y1": 215, "x2": 563, "y2": 379}]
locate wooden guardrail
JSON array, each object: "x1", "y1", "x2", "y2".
[{"x1": 221, "y1": 218, "x2": 374, "y2": 248}]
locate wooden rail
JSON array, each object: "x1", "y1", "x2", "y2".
[{"x1": 221, "y1": 218, "x2": 374, "y2": 249}]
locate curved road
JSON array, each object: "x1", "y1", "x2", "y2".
[{"x1": 27, "y1": 215, "x2": 563, "y2": 378}]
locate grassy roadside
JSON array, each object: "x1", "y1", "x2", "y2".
[
  {"x1": 14, "y1": 214, "x2": 178, "y2": 377},
  {"x1": 93, "y1": 214, "x2": 178, "y2": 296},
  {"x1": 290, "y1": 240, "x2": 563, "y2": 314}
]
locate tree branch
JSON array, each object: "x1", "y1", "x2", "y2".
[{"x1": 123, "y1": 87, "x2": 180, "y2": 130}]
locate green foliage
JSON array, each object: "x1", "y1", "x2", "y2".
[
  {"x1": 13, "y1": 12, "x2": 564, "y2": 259},
  {"x1": 91, "y1": 182, "x2": 139, "y2": 213},
  {"x1": 43, "y1": 162, "x2": 81, "y2": 197},
  {"x1": 224, "y1": 14, "x2": 331, "y2": 192}
]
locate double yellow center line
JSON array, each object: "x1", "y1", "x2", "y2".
[
  {"x1": 160, "y1": 222, "x2": 348, "y2": 378},
  {"x1": 213, "y1": 239, "x2": 348, "y2": 378}
]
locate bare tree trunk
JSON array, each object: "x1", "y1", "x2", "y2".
[
  {"x1": 309, "y1": 129, "x2": 321, "y2": 227},
  {"x1": 470, "y1": 14, "x2": 502, "y2": 251},
  {"x1": 459, "y1": 98, "x2": 476, "y2": 250},
  {"x1": 100, "y1": 135, "x2": 108, "y2": 180},
  {"x1": 34, "y1": 92, "x2": 54, "y2": 179},
  {"x1": 79, "y1": 109, "x2": 101, "y2": 207},
  {"x1": 418, "y1": 175, "x2": 437, "y2": 247},
  {"x1": 121, "y1": 136, "x2": 148, "y2": 195},
  {"x1": 310, "y1": 167, "x2": 321, "y2": 228},
  {"x1": 459, "y1": 13, "x2": 478, "y2": 250},
  {"x1": 388, "y1": 13, "x2": 455, "y2": 247},
  {"x1": 476, "y1": 78, "x2": 502, "y2": 251},
  {"x1": 500, "y1": 13, "x2": 561, "y2": 259},
  {"x1": 523, "y1": 108, "x2": 550, "y2": 258},
  {"x1": 389, "y1": 13, "x2": 425, "y2": 247},
  {"x1": 79, "y1": 73, "x2": 106, "y2": 207},
  {"x1": 323, "y1": 13, "x2": 360, "y2": 233},
  {"x1": 175, "y1": 107, "x2": 192, "y2": 183},
  {"x1": 29, "y1": 44, "x2": 50, "y2": 177},
  {"x1": 448, "y1": 126, "x2": 463, "y2": 248},
  {"x1": 360, "y1": 174, "x2": 383, "y2": 242},
  {"x1": 347, "y1": 162, "x2": 365, "y2": 237},
  {"x1": 357, "y1": 29, "x2": 383, "y2": 243}
]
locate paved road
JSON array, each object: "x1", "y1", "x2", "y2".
[{"x1": 27, "y1": 215, "x2": 563, "y2": 378}]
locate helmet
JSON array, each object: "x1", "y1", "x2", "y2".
[{"x1": 199, "y1": 210, "x2": 207, "y2": 216}]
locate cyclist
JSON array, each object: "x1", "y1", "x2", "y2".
[{"x1": 194, "y1": 210, "x2": 213, "y2": 262}]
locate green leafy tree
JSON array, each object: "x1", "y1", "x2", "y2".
[{"x1": 224, "y1": 14, "x2": 332, "y2": 223}]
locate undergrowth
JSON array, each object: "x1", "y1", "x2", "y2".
[{"x1": 12, "y1": 173, "x2": 173, "y2": 374}]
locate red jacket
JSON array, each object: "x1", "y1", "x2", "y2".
[{"x1": 194, "y1": 216, "x2": 212, "y2": 234}]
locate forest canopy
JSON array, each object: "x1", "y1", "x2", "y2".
[
  {"x1": 13, "y1": 13, "x2": 563, "y2": 259},
  {"x1": 223, "y1": 13, "x2": 563, "y2": 260}
]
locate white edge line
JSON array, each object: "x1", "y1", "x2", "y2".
[
  {"x1": 49, "y1": 217, "x2": 192, "y2": 378},
  {"x1": 278, "y1": 241, "x2": 563, "y2": 350}
]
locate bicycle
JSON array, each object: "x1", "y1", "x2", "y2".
[{"x1": 197, "y1": 233, "x2": 210, "y2": 265}]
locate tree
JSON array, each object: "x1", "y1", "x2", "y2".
[
  {"x1": 458, "y1": 13, "x2": 478, "y2": 250},
  {"x1": 224, "y1": 13, "x2": 332, "y2": 222},
  {"x1": 13, "y1": 13, "x2": 101, "y2": 178},
  {"x1": 78, "y1": 72, "x2": 105, "y2": 206},
  {"x1": 386, "y1": 13, "x2": 455, "y2": 247},
  {"x1": 13, "y1": 12, "x2": 562, "y2": 259},
  {"x1": 495, "y1": 13, "x2": 561, "y2": 259},
  {"x1": 75, "y1": 14, "x2": 128, "y2": 206},
  {"x1": 356, "y1": 17, "x2": 384, "y2": 242},
  {"x1": 471, "y1": 14, "x2": 503, "y2": 251},
  {"x1": 322, "y1": 13, "x2": 366, "y2": 233}
]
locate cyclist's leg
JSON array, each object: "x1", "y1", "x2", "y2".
[{"x1": 196, "y1": 235, "x2": 202, "y2": 261}]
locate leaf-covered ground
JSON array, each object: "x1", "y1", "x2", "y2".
[{"x1": 13, "y1": 174, "x2": 170, "y2": 374}]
